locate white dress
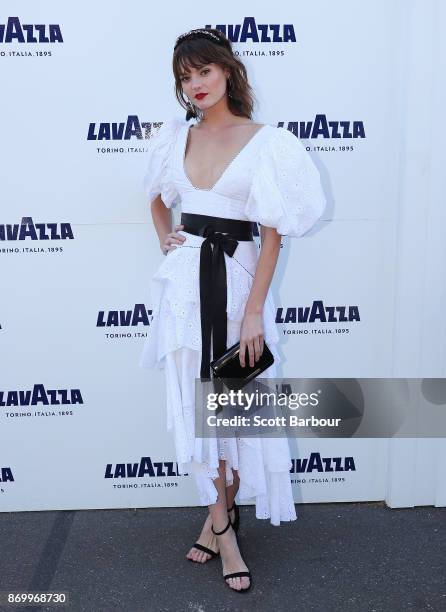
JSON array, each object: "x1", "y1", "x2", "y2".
[{"x1": 139, "y1": 116, "x2": 326, "y2": 526}]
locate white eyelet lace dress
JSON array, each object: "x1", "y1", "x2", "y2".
[{"x1": 139, "y1": 116, "x2": 326, "y2": 526}]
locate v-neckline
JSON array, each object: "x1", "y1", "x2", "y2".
[{"x1": 182, "y1": 123, "x2": 268, "y2": 192}]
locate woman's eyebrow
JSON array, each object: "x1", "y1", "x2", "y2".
[{"x1": 179, "y1": 64, "x2": 208, "y2": 76}]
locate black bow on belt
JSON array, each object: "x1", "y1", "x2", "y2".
[{"x1": 198, "y1": 224, "x2": 239, "y2": 379}]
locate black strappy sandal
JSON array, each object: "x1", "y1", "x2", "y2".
[
  {"x1": 211, "y1": 517, "x2": 251, "y2": 592},
  {"x1": 188, "y1": 503, "x2": 240, "y2": 562}
]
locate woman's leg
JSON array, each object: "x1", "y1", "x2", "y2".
[
  {"x1": 208, "y1": 461, "x2": 250, "y2": 591},
  {"x1": 186, "y1": 467, "x2": 240, "y2": 563},
  {"x1": 225, "y1": 468, "x2": 240, "y2": 525}
]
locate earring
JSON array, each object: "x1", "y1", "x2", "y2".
[{"x1": 227, "y1": 77, "x2": 233, "y2": 98}]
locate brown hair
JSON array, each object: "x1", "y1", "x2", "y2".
[{"x1": 172, "y1": 28, "x2": 256, "y2": 120}]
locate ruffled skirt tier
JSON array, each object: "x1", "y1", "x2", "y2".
[{"x1": 139, "y1": 230, "x2": 297, "y2": 525}]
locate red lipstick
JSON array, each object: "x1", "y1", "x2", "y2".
[{"x1": 195, "y1": 93, "x2": 208, "y2": 100}]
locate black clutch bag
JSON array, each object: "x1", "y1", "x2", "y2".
[{"x1": 210, "y1": 341, "x2": 275, "y2": 391}]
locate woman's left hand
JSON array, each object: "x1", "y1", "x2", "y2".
[{"x1": 239, "y1": 311, "x2": 264, "y2": 367}]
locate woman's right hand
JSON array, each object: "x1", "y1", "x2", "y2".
[{"x1": 160, "y1": 224, "x2": 186, "y2": 255}]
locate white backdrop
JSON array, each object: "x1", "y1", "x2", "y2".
[{"x1": 1, "y1": 0, "x2": 445, "y2": 512}]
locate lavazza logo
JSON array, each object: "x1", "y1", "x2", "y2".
[
  {"x1": 0, "y1": 217, "x2": 74, "y2": 255},
  {"x1": 1, "y1": 384, "x2": 83, "y2": 419},
  {"x1": 105, "y1": 456, "x2": 187, "y2": 490},
  {"x1": 205, "y1": 17, "x2": 296, "y2": 49},
  {"x1": 279, "y1": 115, "x2": 366, "y2": 141},
  {"x1": 290, "y1": 452, "x2": 356, "y2": 485},
  {"x1": 0, "y1": 17, "x2": 63, "y2": 58},
  {"x1": 97, "y1": 304, "x2": 152, "y2": 340},
  {"x1": 0, "y1": 466, "x2": 14, "y2": 494},
  {"x1": 277, "y1": 300, "x2": 360, "y2": 336}
]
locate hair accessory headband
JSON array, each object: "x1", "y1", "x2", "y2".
[{"x1": 174, "y1": 28, "x2": 226, "y2": 50}]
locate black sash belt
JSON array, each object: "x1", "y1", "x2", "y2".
[{"x1": 180, "y1": 212, "x2": 254, "y2": 379}]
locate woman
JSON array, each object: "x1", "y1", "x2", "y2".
[{"x1": 139, "y1": 28, "x2": 325, "y2": 593}]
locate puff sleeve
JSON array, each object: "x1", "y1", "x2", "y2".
[
  {"x1": 244, "y1": 127, "x2": 326, "y2": 237},
  {"x1": 142, "y1": 117, "x2": 186, "y2": 208}
]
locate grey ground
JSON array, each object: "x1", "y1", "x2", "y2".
[{"x1": 0, "y1": 502, "x2": 445, "y2": 612}]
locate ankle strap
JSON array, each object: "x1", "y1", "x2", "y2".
[
  {"x1": 211, "y1": 517, "x2": 232, "y2": 536},
  {"x1": 227, "y1": 502, "x2": 236, "y2": 512}
]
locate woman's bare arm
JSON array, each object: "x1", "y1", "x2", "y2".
[
  {"x1": 150, "y1": 195, "x2": 185, "y2": 254},
  {"x1": 240, "y1": 225, "x2": 281, "y2": 367}
]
